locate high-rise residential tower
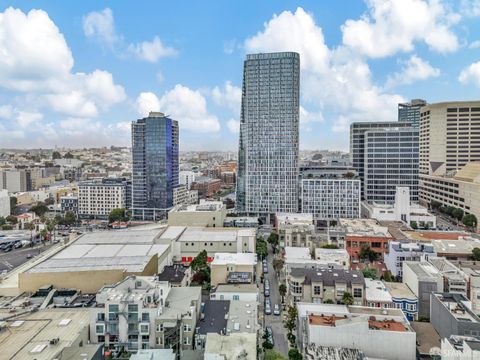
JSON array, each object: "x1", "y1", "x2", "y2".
[
  {"x1": 131, "y1": 112, "x2": 179, "y2": 220},
  {"x1": 236, "y1": 52, "x2": 300, "y2": 217},
  {"x1": 398, "y1": 99, "x2": 427, "y2": 128}
]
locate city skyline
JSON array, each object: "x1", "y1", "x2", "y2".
[{"x1": 0, "y1": 1, "x2": 479, "y2": 151}]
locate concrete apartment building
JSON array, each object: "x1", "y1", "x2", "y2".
[
  {"x1": 210, "y1": 252, "x2": 257, "y2": 287},
  {"x1": 172, "y1": 185, "x2": 198, "y2": 207},
  {"x1": 209, "y1": 284, "x2": 259, "y2": 302},
  {"x1": 441, "y1": 336, "x2": 480, "y2": 359},
  {"x1": 287, "y1": 268, "x2": 365, "y2": 305},
  {"x1": 236, "y1": 52, "x2": 300, "y2": 217},
  {"x1": 167, "y1": 201, "x2": 226, "y2": 227},
  {"x1": 283, "y1": 247, "x2": 348, "y2": 279},
  {"x1": 78, "y1": 178, "x2": 129, "y2": 220},
  {"x1": 296, "y1": 303, "x2": 416, "y2": 360},
  {"x1": 419, "y1": 101, "x2": 480, "y2": 224},
  {"x1": 277, "y1": 216, "x2": 318, "y2": 248},
  {"x1": 190, "y1": 177, "x2": 222, "y2": 198},
  {"x1": 384, "y1": 241, "x2": 435, "y2": 278},
  {"x1": 430, "y1": 292, "x2": 480, "y2": 339},
  {"x1": 179, "y1": 170, "x2": 196, "y2": 190},
  {"x1": 301, "y1": 178, "x2": 361, "y2": 220},
  {"x1": 60, "y1": 194, "x2": 78, "y2": 214},
  {"x1": 428, "y1": 257, "x2": 469, "y2": 297},
  {"x1": 431, "y1": 238, "x2": 480, "y2": 260},
  {"x1": 402, "y1": 261, "x2": 444, "y2": 318},
  {"x1": 90, "y1": 276, "x2": 202, "y2": 354}
]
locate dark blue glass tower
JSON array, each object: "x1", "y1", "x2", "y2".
[{"x1": 131, "y1": 112, "x2": 179, "y2": 220}]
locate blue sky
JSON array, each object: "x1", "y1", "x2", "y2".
[{"x1": 0, "y1": 1, "x2": 480, "y2": 151}]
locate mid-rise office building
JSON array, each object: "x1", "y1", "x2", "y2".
[
  {"x1": 0, "y1": 169, "x2": 32, "y2": 193},
  {"x1": 132, "y1": 112, "x2": 179, "y2": 220},
  {"x1": 350, "y1": 121, "x2": 413, "y2": 200},
  {"x1": 236, "y1": 52, "x2": 300, "y2": 217},
  {"x1": 398, "y1": 99, "x2": 427, "y2": 128},
  {"x1": 418, "y1": 101, "x2": 480, "y2": 225},
  {"x1": 363, "y1": 127, "x2": 419, "y2": 203}
]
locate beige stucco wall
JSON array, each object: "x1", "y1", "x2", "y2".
[{"x1": 19, "y1": 256, "x2": 158, "y2": 293}]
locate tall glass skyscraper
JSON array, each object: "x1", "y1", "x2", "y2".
[
  {"x1": 236, "y1": 52, "x2": 300, "y2": 217},
  {"x1": 131, "y1": 112, "x2": 179, "y2": 220}
]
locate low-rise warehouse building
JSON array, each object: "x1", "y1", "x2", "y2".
[{"x1": 19, "y1": 230, "x2": 171, "y2": 293}]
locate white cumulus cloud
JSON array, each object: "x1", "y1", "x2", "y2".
[
  {"x1": 227, "y1": 119, "x2": 240, "y2": 134},
  {"x1": 386, "y1": 55, "x2": 440, "y2": 88},
  {"x1": 342, "y1": 0, "x2": 459, "y2": 58},
  {"x1": 16, "y1": 111, "x2": 43, "y2": 128},
  {"x1": 83, "y1": 8, "x2": 118, "y2": 46},
  {"x1": 0, "y1": 7, "x2": 126, "y2": 120},
  {"x1": 83, "y1": 8, "x2": 176, "y2": 63},
  {"x1": 211, "y1": 81, "x2": 242, "y2": 114},
  {"x1": 128, "y1": 36, "x2": 177, "y2": 62},
  {"x1": 459, "y1": 61, "x2": 480, "y2": 87},
  {"x1": 135, "y1": 85, "x2": 220, "y2": 132},
  {"x1": 244, "y1": 7, "x2": 405, "y2": 134},
  {"x1": 245, "y1": 7, "x2": 329, "y2": 74}
]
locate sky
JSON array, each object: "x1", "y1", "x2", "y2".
[{"x1": 0, "y1": 0, "x2": 480, "y2": 151}]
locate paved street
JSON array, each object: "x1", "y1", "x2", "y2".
[
  {"x1": 261, "y1": 245, "x2": 289, "y2": 356},
  {"x1": 0, "y1": 243, "x2": 54, "y2": 273}
]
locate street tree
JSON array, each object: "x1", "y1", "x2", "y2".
[
  {"x1": 279, "y1": 283, "x2": 287, "y2": 304},
  {"x1": 463, "y1": 214, "x2": 478, "y2": 229},
  {"x1": 108, "y1": 208, "x2": 129, "y2": 223},
  {"x1": 64, "y1": 211, "x2": 77, "y2": 226},
  {"x1": 472, "y1": 248, "x2": 480, "y2": 261},
  {"x1": 452, "y1": 208, "x2": 464, "y2": 222},
  {"x1": 342, "y1": 292, "x2": 354, "y2": 305}
]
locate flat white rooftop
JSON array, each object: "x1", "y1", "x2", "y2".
[
  {"x1": 365, "y1": 278, "x2": 393, "y2": 303},
  {"x1": 178, "y1": 227, "x2": 255, "y2": 242},
  {"x1": 285, "y1": 246, "x2": 311, "y2": 260},
  {"x1": 211, "y1": 252, "x2": 257, "y2": 265},
  {"x1": 26, "y1": 231, "x2": 169, "y2": 273}
]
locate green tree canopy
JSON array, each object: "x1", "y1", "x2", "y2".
[
  {"x1": 29, "y1": 203, "x2": 49, "y2": 217},
  {"x1": 410, "y1": 221, "x2": 418, "y2": 229},
  {"x1": 0, "y1": 217, "x2": 5, "y2": 226},
  {"x1": 288, "y1": 348, "x2": 302, "y2": 360},
  {"x1": 52, "y1": 151, "x2": 62, "y2": 159},
  {"x1": 321, "y1": 243, "x2": 339, "y2": 249},
  {"x1": 358, "y1": 245, "x2": 380, "y2": 262},
  {"x1": 452, "y1": 208, "x2": 464, "y2": 221},
  {"x1": 430, "y1": 200, "x2": 442, "y2": 210},
  {"x1": 362, "y1": 267, "x2": 378, "y2": 279},
  {"x1": 279, "y1": 283, "x2": 287, "y2": 303},
  {"x1": 472, "y1": 248, "x2": 480, "y2": 261},
  {"x1": 267, "y1": 233, "x2": 279, "y2": 247},
  {"x1": 342, "y1": 292, "x2": 354, "y2": 305},
  {"x1": 463, "y1": 214, "x2": 478, "y2": 229},
  {"x1": 64, "y1": 211, "x2": 77, "y2": 225},
  {"x1": 382, "y1": 270, "x2": 394, "y2": 282},
  {"x1": 191, "y1": 250, "x2": 208, "y2": 272},
  {"x1": 256, "y1": 238, "x2": 268, "y2": 259},
  {"x1": 108, "y1": 208, "x2": 129, "y2": 223},
  {"x1": 6, "y1": 215, "x2": 17, "y2": 224}
]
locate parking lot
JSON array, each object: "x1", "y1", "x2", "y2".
[{"x1": 0, "y1": 243, "x2": 55, "y2": 273}]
